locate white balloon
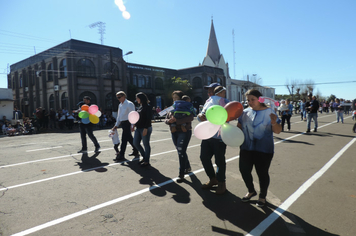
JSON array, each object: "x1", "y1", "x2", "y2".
[
  {"x1": 220, "y1": 123, "x2": 245, "y2": 147},
  {"x1": 194, "y1": 121, "x2": 221, "y2": 140},
  {"x1": 94, "y1": 110, "x2": 102, "y2": 117},
  {"x1": 128, "y1": 111, "x2": 139, "y2": 124}
]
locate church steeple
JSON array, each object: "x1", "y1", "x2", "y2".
[{"x1": 206, "y1": 19, "x2": 221, "y2": 64}]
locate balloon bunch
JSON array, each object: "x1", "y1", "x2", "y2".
[
  {"x1": 194, "y1": 101, "x2": 245, "y2": 147},
  {"x1": 258, "y1": 97, "x2": 279, "y2": 110},
  {"x1": 78, "y1": 104, "x2": 101, "y2": 124}
]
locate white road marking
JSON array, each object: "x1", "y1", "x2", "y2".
[
  {"x1": 26, "y1": 146, "x2": 63, "y2": 152},
  {"x1": 246, "y1": 136, "x2": 356, "y2": 236}
]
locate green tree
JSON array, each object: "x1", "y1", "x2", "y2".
[
  {"x1": 327, "y1": 94, "x2": 336, "y2": 102},
  {"x1": 164, "y1": 77, "x2": 193, "y2": 105}
]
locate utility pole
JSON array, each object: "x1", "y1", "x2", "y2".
[{"x1": 89, "y1": 21, "x2": 106, "y2": 45}]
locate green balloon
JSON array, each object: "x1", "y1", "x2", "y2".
[
  {"x1": 206, "y1": 105, "x2": 228, "y2": 125},
  {"x1": 79, "y1": 111, "x2": 89, "y2": 119}
]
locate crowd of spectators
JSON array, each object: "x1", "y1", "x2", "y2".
[{"x1": 1, "y1": 107, "x2": 116, "y2": 136}]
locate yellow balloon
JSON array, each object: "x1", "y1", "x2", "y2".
[{"x1": 89, "y1": 114, "x2": 99, "y2": 124}]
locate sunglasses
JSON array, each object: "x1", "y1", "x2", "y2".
[{"x1": 117, "y1": 96, "x2": 123, "y2": 99}]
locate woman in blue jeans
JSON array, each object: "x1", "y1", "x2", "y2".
[
  {"x1": 165, "y1": 91, "x2": 194, "y2": 183},
  {"x1": 132, "y1": 92, "x2": 152, "y2": 167}
]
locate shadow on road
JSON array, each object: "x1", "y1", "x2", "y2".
[
  {"x1": 121, "y1": 160, "x2": 191, "y2": 204},
  {"x1": 76, "y1": 153, "x2": 109, "y2": 172}
]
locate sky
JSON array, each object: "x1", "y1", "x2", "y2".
[{"x1": 1, "y1": 0, "x2": 355, "y2": 101}]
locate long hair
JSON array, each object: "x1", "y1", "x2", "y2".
[{"x1": 136, "y1": 92, "x2": 149, "y2": 105}]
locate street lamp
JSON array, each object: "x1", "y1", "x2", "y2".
[{"x1": 124, "y1": 51, "x2": 133, "y2": 62}]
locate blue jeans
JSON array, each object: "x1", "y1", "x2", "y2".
[
  {"x1": 307, "y1": 113, "x2": 318, "y2": 130},
  {"x1": 336, "y1": 111, "x2": 344, "y2": 123},
  {"x1": 200, "y1": 138, "x2": 227, "y2": 182},
  {"x1": 133, "y1": 127, "x2": 152, "y2": 163},
  {"x1": 171, "y1": 130, "x2": 192, "y2": 176}
]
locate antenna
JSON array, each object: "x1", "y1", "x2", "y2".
[
  {"x1": 89, "y1": 21, "x2": 106, "y2": 45},
  {"x1": 232, "y1": 29, "x2": 236, "y2": 79}
]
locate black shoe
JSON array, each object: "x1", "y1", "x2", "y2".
[
  {"x1": 94, "y1": 146, "x2": 101, "y2": 153},
  {"x1": 184, "y1": 168, "x2": 192, "y2": 174},
  {"x1": 241, "y1": 192, "x2": 257, "y2": 202},
  {"x1": 128, "y1": 151, "x2": 139, "y2": 156},
  {"x1": 113, "y1": 155, "x2": 125, "y2": 162},
  {"x1": 140, "y1": 162, "x2": 150, "y2": 167},
  {"x1": 177, "y1": 175, "x2": 184, "y2": 183},
  {"x1": 78, "y1": 149, "x2": 87, "y2": 153},
  {"x1": 306, "y1": 129, "x2": 310, "y2": 133},
  {"x1": 313, "y1": 128, "x2": 317, "y2": 132},
  {"x1": 256, "y1": 199, "x2": 266, "y2": 207}
]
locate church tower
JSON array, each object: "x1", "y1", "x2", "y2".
[{"x1": 202, "y1": 19, "x2": 231, "y2": 99}]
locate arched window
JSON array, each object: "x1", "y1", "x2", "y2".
[
  {"x1": 155, "y1": 78, "x2": 163, "y2": 89},
  {"x1": 78, "y1": 91, "x2": 97, "y2": 105},
  {"x1": 61, "y1": 92, "x2": 68, "y2": 109},
  {"x1": 77, "y1": 59, "x2": 95, "y2": 77},
  {"x1": 132, "y1": 75, "x2": 138, "y2": 86},
  {"x1": 60, "y1": 59, "x2": 67, "y2": 78},
  {"x1": 49, "y1": 94, "x2": 54, "y2": 109},
  {"x1": 217, "y1": 77, "x2": 222, "y2": 85},
  {"x1": 47, "y1": 63, "x2": 54, "y2": 81},
  {"x1": 138, "y1": 75, "x2": 145, "y2": 88},
  {"x1": 192, "y1": 77, "x2": 202, "y2": 89},
  {"x1": 105, "y1": 93, "x2": 113, "y2": 110},
  {"x1": 103, "y1": 62, "x2": 120, "y2": 80},
  {"x1": 207, "y1": 76, "x2": 212, "y2": 85},
  {"x1": 146, "y1": 76, "x2": 151, "y2": 88},
  {"x1": 19, "y1": 75, "x2": 23, "y2": 88}
]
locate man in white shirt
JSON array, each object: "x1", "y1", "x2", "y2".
[{"x1": 112, "y1": 91, "x2": 138, "y2": 161}]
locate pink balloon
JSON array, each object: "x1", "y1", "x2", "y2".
[
  {"x1": 128, "y1": 111, "x2": 139, "y2": 124},
  {"x1": 88, "y1": 105, "x2": 99, "y2": 115},
  {"x1": 194, "y1": 121, "x2": 221, "y2": 140}
]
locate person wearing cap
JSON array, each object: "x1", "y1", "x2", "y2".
[
  {"x1": 305, "y1": 93, "x2": 319, "y2": 132},
  {"x1": 75, "y1": 96, "x2": 101, "y2": 153},
  {"x1": 112, "y1": 91, "x2": 139, "y2": 161},
  {"x1": 197, "y1": 82, "x2": 231, "y2": 195}
]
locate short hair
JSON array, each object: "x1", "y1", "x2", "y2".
[
  {"x1": 172, "y1": 90, "x2": 184, "y2": 100},
  {"x1": 83, "y1": 96, "x2": 91, "y2": 100},
  {"x1": 116, "y1": 91, "x2": 126, "y2": 97},
  {"x1": 182, "y1": 95, "x2": 191, "y2": 102}
]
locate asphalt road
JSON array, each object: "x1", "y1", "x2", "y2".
[{"x1": 1, "y1": 112, "x2": 356, "y2": 236}]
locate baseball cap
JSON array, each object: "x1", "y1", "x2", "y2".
[{"x1": 204, "y1": 82, "x2": 221, "y2": 90}]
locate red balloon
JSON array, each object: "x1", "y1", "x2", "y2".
[{"x1": 224, "y1": 101, "x2": 243, "y2": 122}]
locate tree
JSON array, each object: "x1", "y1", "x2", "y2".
[
  {"x1": 164, "y1": 77, "x2": 193, "y2": 105},
  {"x1": 327, "y1": 94, "x2": 336, "y2": 102}
]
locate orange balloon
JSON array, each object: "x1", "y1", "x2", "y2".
[
  {"x1": 81, "y1": 104, "x2": 89, "y2": 111},
  {"x1": 224, "y1": 101, "x2": 243, "y2": 122}
]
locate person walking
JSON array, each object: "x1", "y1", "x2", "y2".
[
  {"x1": 112, "y1": 91, "x2": 138, "y2": 161},
  {"x1": 333, "y1": 98, "x2": 344, "y2": 123},
  {"x1": 300, "y1": 98, "x2": 307, "y2": 121},
  {"x1": 281, "y1": 98, "x2": 293, "y2": 131},
  {"x1": 75, "y1": 96, "x2": 100, "y2": 153},
  {"x1": 165, "y1": 90, "x2": 194, "y2": 183},
  {"x1": 132, "y1": 92, "x2": 153, "y2": 167},
  {"x1": 237, "y1": 89, "x2": 282, "y2": 207},
  {"x1": 306, "y1": 94, "x2": 319, "y2": 133},
  {"x1": 197, "y1": 83, "x2": 230, "y2": 195}
]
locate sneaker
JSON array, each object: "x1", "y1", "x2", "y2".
[
  {"x1": 78, "y1": 149, "x2": 87, "y2": 153},
  {"x1": 94, "y1": 146, "x2": 101, "y2": 153}
]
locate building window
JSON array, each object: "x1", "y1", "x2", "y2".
[
  {"x1": 217, "y1": 77, "x2": 222, "y2": 85},
  {"x1": 138, "y1": 75, "x2": 145, "y2": 88},
  {"x1": 47, "y1": 63, "x2": 54, "y2": 81},
  {"x1": 155, "y1": 78, "x2": 163, "y2": 89},
  {"x1": 207, "y1": 76, "x2": 212, "y2": 85},
  {"x1": 79, "y1": 91, "x2": 97, "y2": 105},
  {"x1": 146, "y1": 76, "x2": 151, "y2": 88},
  {"x1": 192, "y1": 77, "x2": 202, "y2": 89},
  {"x1": 103, "y1": 62, "x2": 119, "y2": 80},
  {"x1": 60, "y1": 59, "x2": 67, "y2": 78},
  {"x1": 49, "y1": 94, "x2": 54, "y2": 109},
  {"x1": 61, "y1": 92, "x2": 68, "y2": 109},
  {"x1": 132, "y1": 75, "x2": 138, "y2": 86},
  {"x1": 105, "y1": 93, "x2": 113, "y2": 110},
  {"x1": 19, "y1": 76, "x2": 23, "y2": 88},
  {"x1": 77, "y1": 58, "x2": 96, "y2": 77},
  {"x1": 12, "y1": 76, "x2": 15, "y2": 89}
]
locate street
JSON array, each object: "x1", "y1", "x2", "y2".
[{"x1": 1, "y1": 112, "x2": 356, "y2": 236}]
